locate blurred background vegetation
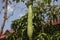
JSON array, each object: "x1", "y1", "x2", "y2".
[{"x1": 0, "y1": 0, "x2": 60, "y2": 40}]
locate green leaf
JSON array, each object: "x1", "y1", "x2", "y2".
[
  {"x1": 48, "y1": 0, "x2": 51, "y2": 4},
  {"x1": 44, "y1": 0, "x2": 51, "y2": 4},
  {"x1": 41, "y1": 3, "x2": 44, "y2": 7},
  {"x1": 44, "y1": 0, "x2": 47, "y2": 3}
]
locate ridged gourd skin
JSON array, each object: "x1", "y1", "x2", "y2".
[{"x1": 27, "y1": 5, "x2": 33, "y2": 38}]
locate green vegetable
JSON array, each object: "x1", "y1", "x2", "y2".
[{"x1": 27, "y1": 5, "x2": 33, "y2": 38}]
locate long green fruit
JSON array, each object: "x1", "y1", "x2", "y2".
[{"x1": 27, "y1": 5, "x2": 33, "y2": 38}]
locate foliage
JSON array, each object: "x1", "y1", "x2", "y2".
[
  {"x1": 10, "y1": 5, "x2": 60, "y2": 40},
  {"x1": 1, "y1": 0, "x2": 60, "y2": 40}
]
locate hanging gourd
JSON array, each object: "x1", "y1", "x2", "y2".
[{"x1": 27, "y1": 5, "x2": 33, "y2": 39}]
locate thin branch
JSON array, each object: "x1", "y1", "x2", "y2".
[
  {"x1": 0, "y1": 0, "x2": 8, "y2": 35},
  {"x1": 0, "y1": 11, "x2": 1, "y2": 14},
  {"x1": 0, "y1": 8, "x2": 3, "y2": 15}
]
